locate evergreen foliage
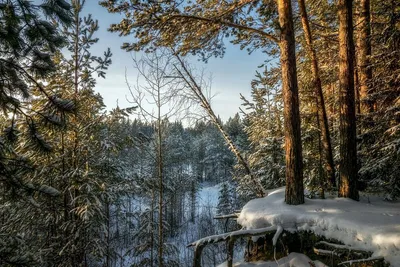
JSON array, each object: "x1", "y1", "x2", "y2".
[
  {"x1": 239, "y1": 70, "x2": 285, "y2": 195},
  {"x1": 0, "y1": 1, "x2": 116, "y2": 265},
  {"x1": 0, "y1": 0, "x2": 399, "y2": 265},
  {"x1": 0, "y1": 0, "x2": 73, "y2": 199},
  {"x1": 357, "y1": 0, "x2": 400, "y2": 200}
]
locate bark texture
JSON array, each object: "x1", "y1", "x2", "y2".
[
  {"x1": 338, "y1": 0, "x2": 359, "y2": 200},
  {"x1": 277, "y1": 0, "x2": 304, "y2": 205},
  {"x1": 298, "y1": 0, "x2": 336, "y2": 188},
  {"x1": 357, "y1": 0, "x2": 373, "y2": 114}
]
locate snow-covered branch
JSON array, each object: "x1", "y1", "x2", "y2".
[{"x1": 187, "y1": 226, "x2": 277, "y2": 248}]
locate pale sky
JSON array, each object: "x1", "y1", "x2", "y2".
[{"x1": 85, "y1": 1, "x2": 270, "y2": 122}]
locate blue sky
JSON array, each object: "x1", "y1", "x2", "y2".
[{"x1": 85, "y1": 1, "x2": 269, "y2": 122}]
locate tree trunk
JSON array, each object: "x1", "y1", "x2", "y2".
[
  {"x1": 277, "y1": 0, "x2": 304, "y2": 205},
  {"x1": 298, "y1": 0, "x2": 336, "y2": 188},
  {"x1": 157, "y1": 103, "x2": 164, "y2": 266},
  {"x1": 190, "y1": 181, "x2": 196, "y2": 223},
  {"x1": 105, "y1": 199, "x2": 110, "y2": 267},
  {"x1": 151, "y1": 188, "x2": 155, "y2": 267},
  {"x1": 338, "y1": 0, "x2": 359, "y2": 200},
  {"x1": 356, "y1": 0, "x2": 373, "y2": 114},
  {"x1": 72, "y1": 3, "x2": 82, "y2": 264}
]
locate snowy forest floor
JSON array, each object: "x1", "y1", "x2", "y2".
[
  {"x1": 217, "y1": 252, "x2": 328, "y2": 267},
  {"x1": 173, "y1": 182, "x2": 246, "y2": 266},
  {"x1": 235, "y1": 188, "x2": 400, "y2": 266},
  {"x1": 123, "y1": 182, "x2": 245, "y2": 266},
  {"x1": 122, "y1": 185, "x2": 399, "y2": 266}
]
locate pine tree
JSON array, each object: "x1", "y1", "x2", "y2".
[
  {"x1": 1, "y1": 1, "x2": 114, "y2": 265},
  {"x1": 358, "y1": 0, "x2": 400, "y2": 200},
  {"x1": 217, "y1": 182, "x2": 233, "y2": 215},
  {"x1": 297, "y1": 0, "x2": 335, "y2": 190},
  {"x1": 240, "y1": 70, "x2": 285, "y2": 193},
  {"x1": 0, "y1": 0, "x2": 73, "y2": 198},
  {"x1": 0, "y1": 2, "x2": 73, "y2": 265},
  {"x1": 338, "y1": 0, "x2": 359, "y2": 200}
]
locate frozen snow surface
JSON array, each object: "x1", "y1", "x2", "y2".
[
  {"x1": 217, "y1": 252, "x2": 327, "y2": 267},
  {"x1": 238, "y1": 188, "x2": 400, "y2": 266}
]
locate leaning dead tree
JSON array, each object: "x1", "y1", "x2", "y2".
[{"x1": 173, "y1": 54, "x2": 266, "y2": 197}]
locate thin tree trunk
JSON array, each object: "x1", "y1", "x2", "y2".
[
  {"x1": 190, "y1": 181, "x2": 196, "y2": 223},
  {"x1": 316, "y1": 105, "x2": 325, "y2": 198},
  {"x1": 277, "y1": 0, "x2": 304, "y2": 205},
  {"x1": 72, "y1": 2, "x2": 81, "y2": 264},
  {"x1": 354, "y1": 62, "x2": 361, "y2": 115},
  {"x1": 298, "y1": 0, "x2": 336, "y2": 188},
  {"x1": 157, "y1": 91, "x2": 164, "y2": 267},
  {"x1": 357, "y1": 0, "x2": 373, "y2": 114},
  {"x1": 106, "y1": 199, "x2": 110, "y2": 267},
  {"x1": 338, "y1": 0, "x2": 359, "y2": 200},
  {"x1": 151, "y1": 188, "x2": 155, "y2": 267}
]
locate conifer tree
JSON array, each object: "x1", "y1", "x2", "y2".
[
  {"x1": 0, "y1": 0, "x2": 73, "y2": 198},
  {"x1": 338, "y1": 0, "x2": 359, "y2": 200},
  {"x1": 297, "y1": 0, "x2": 335, "y2": 190},
  {"x1": 1, "y1": 1, "x2": 114, "y2": 265},
  {"x1": 240, "y1": 70, "x2": 285, "y2": 192},
  {"x1": 0, "y1": 2, "x2": 73, "y2": 264},
  {"x1": 358, "y1": 0, "x2": 400, "y2": 200},
  {"x1": 43, "y1": 1, "x2": 112, "y2": 264}
]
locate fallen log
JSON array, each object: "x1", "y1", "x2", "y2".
[
  {"x1": 214, "y1": 213, "x2": 239, "y2": 220},
  {"x1": 188, "y1": 226, "x2": 279, "y2": 267},
  {"x1": 187, "y1": 226, "x2": 277, "y2": 248}
]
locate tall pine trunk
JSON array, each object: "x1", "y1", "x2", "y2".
[
  {"x1": 298, "y1": 0, "x2": 336, "y2": 189},
  {"x1": 277, "y1": 0, "x2": 304, "y2": 205},
  {"x1": 357, "y1": 0, "x2": 373, "y2": 114},
  {"x1": 338, "y1": 0, "x2": 359, "y2": 200}
]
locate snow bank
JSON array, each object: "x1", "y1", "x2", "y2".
[
  {"x1": 238, "y1": 188, "x2": 400, "y2": 266},
  {"x1": 217, "y1": 252, "x2": 327, "y2": 267}
]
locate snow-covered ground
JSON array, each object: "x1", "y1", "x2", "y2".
[
  {"x1": 218, "y1": 252, "x2": 327, "y2": 267},
  {"x1": 237, "y1": 187, "x2": 400, "y2": 266},
  {"x1": 198, "y1": 182, "x2": 222, "y2": 211},
  {"x1": 171, "y1": 182, "x2": 226, "y2": 265}
]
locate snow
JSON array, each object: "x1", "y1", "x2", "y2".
[
  {"x1": 337, "y1": 256, "x2": 385, "y2": 266},
  {"x1": 189, "y1": 226, "x2": 277, "y2": 247},
  {"x1": 169, "y1": 182, "x2": 227, "y2": 265},
  {"x1": 237, "y1": 187, "x2": 400, "y2": 266},
  {"x1": 198, "y1": 182, "x2": 221, "y2": 212},
  {"x1": 38, "y1": 185, "x2": 61, "y2": 196},
  {"x1": 272, "y1": 225, "x2": 283, "y2": 246},
  {"x1": 217, "y1": 252, "x2": 328, "y2": 267}
]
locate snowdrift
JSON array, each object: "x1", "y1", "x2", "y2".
[
  {"x1": 218, "y1": 252, "x2": 328, "y2": 267},
  {"x1": 237, "y1": 188, "x2": 400, "y2": 266}
]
